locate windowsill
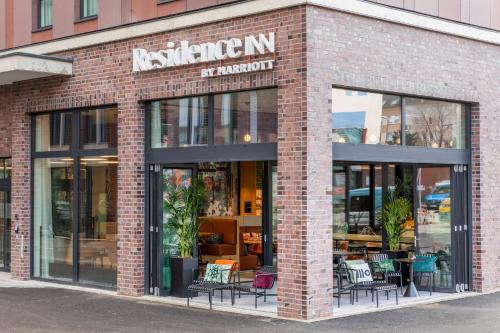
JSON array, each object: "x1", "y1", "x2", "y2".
[
  {"x1": 32, "y1": 25, "x2": 52, "y2": 33},
  {"x1": 157, "y1": 0, "x2": 176, "y2": 3},
  {"x1": 75, "y1": 15, "x2": 98, "y2": 24}
]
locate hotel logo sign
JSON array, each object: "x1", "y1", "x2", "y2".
[{"x1": 132, "y1": 32, "x2": 275, "y2": 78}]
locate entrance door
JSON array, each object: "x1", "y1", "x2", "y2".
[
  {"x1": 149, "y1": 165, "x2": 195, "y2": 296},
  {"x1": 415, "y1": 166, "x2": 469, "y2": 292},
  {"x1": 0, "y1": 190, "x2": 10, "y2": 270}
]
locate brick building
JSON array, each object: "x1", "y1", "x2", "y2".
[{"x1": 0, "y1": 0, "x2": 498, "y2": 321}]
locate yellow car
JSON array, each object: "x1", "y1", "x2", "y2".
[{"x1": 439, "y1": 198, "x2": 451, "y2": 221}]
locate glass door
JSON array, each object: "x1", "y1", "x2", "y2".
[
  {"x1": 415, "y1": 166, "x2": 454, "y2": 291},
  {"x1": 0, "y1": 190, "x2": 10, "y2": 269},
  {"x1": 149, "y1": 165, "x2": 195, "y2": 296}
]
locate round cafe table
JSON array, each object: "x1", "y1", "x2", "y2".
[{"x1": 394, "y1": 257, "x2": 426, "y2": 297}]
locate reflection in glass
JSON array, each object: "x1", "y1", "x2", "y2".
[
  {"x1": 0, "y1": 159, "x2": 11, "y2": 180},
  {"x1": 81, "y1": 0, "x2": 97, "y2": 18},
  {"x1": 151, "y1": 97, "x2": 208, "y2": 148},
  {"x1": 416, "y1": 167, "x2": 453, "y2": 289},
  {"x1": 33, "y1": 158, "x2": 73, "y2": 281},
  {"x1": 349, "y1": 165, "x2": 371, "y2": 234},
  {"x1": 332, "y1": 166, "x2": 347, "y2": 237},
  {"x1": 214, "y1": 89, "x2": 278, "y2": 145},
  {"x1": 271, "y1": 165, "x2": 277, "y2": 267},
  {"x1": 78, "y1": 156, "x2": 118, "y2": 287},
  {"x1": 35, "y1": 113, "x2": 72, "y2": 152},
  {"x1": 81, "y1": 108, "x2": 118, "y2": 150},
  {"x1": 198, "y1": 163, "x2": 237, "y2": 217},
  {"x1": 332, "y1": 89, "x2": 401, "y2": 145},
  {"x1": 404, "y1": 98, "x2": 466, "y2": 149}
]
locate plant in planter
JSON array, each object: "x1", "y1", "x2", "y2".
[
  {"x1": 164, "y1": 180, "x2": 206, "y2": 297},
  {"x1": 381, "y1": 196, "x2": 412, "y2": 252}
]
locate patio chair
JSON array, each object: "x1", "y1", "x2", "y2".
[
  {"x1": 371, "y1": 253, "x2": 403, "y2": 295},
  {"x1": 343, "y1": 260, "x2": 399, "y2": 308},
  {"x1": 234, "y1": 265, "x2": 277, "y2": 308},
  {"x1": 186, "y1": 259, "x2": 239, "y2": 310},
  {"x1": 413, "y1": 254, "x2": 438, "y2": 296}
]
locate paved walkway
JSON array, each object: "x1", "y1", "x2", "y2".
[{"x1": 0, "y1": 283, "x2": 497, "y2": 332}]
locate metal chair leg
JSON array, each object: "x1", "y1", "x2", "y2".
[
  {"x1": 376, "y1": 291, "x2": 379, "y2": 308},
  {"x1": 209, "y1": 292, "x2": 213, "y2": 310},
  {"x1": 395, "y1": 289, "x2": 399, "y2": 305}
]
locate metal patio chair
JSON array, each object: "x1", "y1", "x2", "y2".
[{"x1": 371, "y1": 253, "x2": 404, "y2": 295}]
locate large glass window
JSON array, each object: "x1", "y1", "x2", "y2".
[
  {"x1": 332, "y1": 89, "x2": 467, "y2": 149},
  {"x1": 404, "y1": 98, "x2": 466, "y2": 149},
  {"x1": 150, "y1": 89, "x2": 278, "y2": 148},
  {"x1": 33, "y1": 158, "x2": 74, "y2": 281},
  {"x1": 33, "y1": 109, "x2": 117, "y2": 287},
  {"x1": 0, "y1": 159, "x2": 11, "y2": 179},
  {"x1": 80, "y1": 108, "x2": 118, "y2": 150},
  {"x1": 35, "y1": 113, "x2": 72, "y2": 152},
  {"x1": 151, "y1": 97, "x2": 209, "y2": 148},
  {"x1": 214, "y1": 89, "x2": 278, "y2": 145},
  {"x1": 79, "y1": 156, "x2": 117, "y2": 287},
  {"x1": 81, "y1": 0, "x2": 97, "y2": 19},
  {"x1": 332, "y1": 89, "x2": 401, "y2": 145},
  {"x1": 39, "y1": 0, "x2": 52, "y2": 28}
]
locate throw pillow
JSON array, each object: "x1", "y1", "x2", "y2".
[
  {"x1": 345, "y1": 261, "x2": 373, "y2": 283},
  {"x1": 252, "y1": 270, "x2": 275, "y2": 289},
  {"x1": 204, "y1": 264, "x2": 233, "y2": 283},
  {"x1": 372, "y1": 259, "x2": 395, "y2": 274}
]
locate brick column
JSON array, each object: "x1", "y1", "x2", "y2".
[
  {"x1": 116, "y1": 100, "x2": 145, "y2": 296},
  {"x1": 276, "y1": 7, "x2": 334, "y2": 320},
  {"x1": 10, "y1": 98, "x2": 31, "y2": 280}
]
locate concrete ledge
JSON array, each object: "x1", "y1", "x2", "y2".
[{"x1": 0, "y1": 52, "x2": 73, "y2": 85}]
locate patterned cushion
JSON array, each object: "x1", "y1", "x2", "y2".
[
  {"x1": 372, "y1": 259, "x2": 395, "y2": 274},
  {"x1": 203, "y1": 264, "x2": 232, "y2": 283},
  {"x1": 345, "y1": 260, "x2": 373, "y2": 283}
]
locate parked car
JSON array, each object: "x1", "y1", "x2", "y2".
[{"x1": 423, "y1": 180, "x2": 450, "y2": 211}]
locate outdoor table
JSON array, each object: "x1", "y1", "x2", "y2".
[{"x1": 394, "y1": 257, "x2": 427, "y2": 297}]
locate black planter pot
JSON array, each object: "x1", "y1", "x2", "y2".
[
  {"x1": 385, "y1": 250, "x2": 407, "y2": 259},
  {"x1": 170, "y1": 256, "x2": 198, "y2": 298}
]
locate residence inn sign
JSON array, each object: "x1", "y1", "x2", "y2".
[{"x1": 132, "y1": 32, "x2": 275, "y2": 77}]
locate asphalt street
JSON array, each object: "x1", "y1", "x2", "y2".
[{"x1": 0, "y1": 287, "x2": 497, "y2": 333}]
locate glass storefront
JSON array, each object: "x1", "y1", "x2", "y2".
[{"x1": 33, "y1": 108, "x2": 118, "y2": 288}]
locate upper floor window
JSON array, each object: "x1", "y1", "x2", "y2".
[
  {"x1": 0, "y1": 159, "x2": 11, "y2": 180},
  {"x1": 81, "y1": 0, "x2": 98, "y2": 19},
  {"x1": 39, "y1": 0, "x2": 53, "y2": 28}
]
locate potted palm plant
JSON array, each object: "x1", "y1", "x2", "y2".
[
  {"x1": 381, "y1": 197, "x2": 412, "y2": 256},
  {"x1": 164, "y1": 180, "x2": 206, "y2": 298}
]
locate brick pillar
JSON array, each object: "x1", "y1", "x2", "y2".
[
  {"x1": 276, "y1": 8, "x2": 334, "y2": 319},
  {"x1": 10, "y1": 100, "x2": 31, "y2": 280},
  {"x1": 117, "y1": 101, "x2": 145, "y2": 296}
]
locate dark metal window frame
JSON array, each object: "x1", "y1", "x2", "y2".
[
  {"x1": 36, "y1": 0, "x2": 53, "y2": 30},
  {"x1": 0, "y1": 159, "x2": 11, "y2": 272},
  {"x1": 30, "y1": 105, "x2": 118, "y2": 290},
  {"x1": 79, "y1": 0, "x2": 98, "y2": 20},
  {"x1": 332, "y1": 85, "x2": 471, "y2": 166},
  {"x1": 145, "y1": 87, "x2": 278, "y2": 164},
  {"x1": 332, "y1": 85, "x2": 473, "y2": 291}
]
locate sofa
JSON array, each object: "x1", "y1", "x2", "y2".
[{"x1": 198, "y1": 218, "x2": 237, "y2": 256}]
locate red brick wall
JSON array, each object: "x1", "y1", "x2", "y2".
[
  {"x1": 0, "y1": 86, "x2": 11, "y2": 157},
  {"x1": 5, "y1": 5, "x2": 335, "y2": 319}
]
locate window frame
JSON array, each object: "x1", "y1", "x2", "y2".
[
  {"x1": 146, "y1": 88, "x2": 279, "y2": 164},
  {"x1": 332, "y1": 87, "x2": 468, "y2": 150},
  {"x1": 79, "y1": 0, "x2": 98, "y2": 20},
  {"x1": 331, "y1": 86, "x2": 471, "y2": 166},
  {"x1": 37, "y1": 0, "x2": 53, "y2": 30},
  {"x1": 30, "y1": 106, "x2": 118, "y2": 290}
]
